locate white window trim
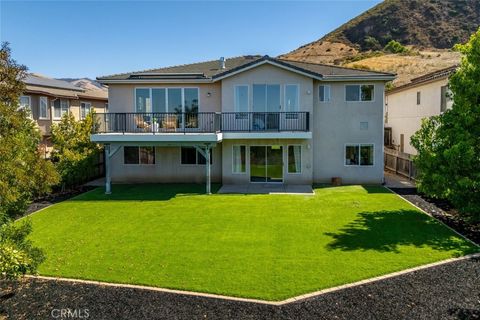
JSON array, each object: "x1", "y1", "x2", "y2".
[
  {"x1": 344, "y1": 84, "x2": 375, "y2": 102},
  {"x1": 80, "y1": 101, "x2": 92, "y2": 120},
  {"x1": 19, "y1": 95, "x2": 31, "y2": 110},
  {"x1": 134, "y1": 87, "x2": 201, "y2": 114},
  {"x1": 234, "y1": 85, "x2": 249, "y2": 113},
  {"x1": 284, "y1": 84, "x2": 300, "y2": 112},
  {"x1": 232, "y1": 145, "x2": 246, "y2": 174},
  {"x1": 344, "y1": 143, "x2": 375, "y2": 167},
  {"x1": 179, "y1": 147, "x2": 212, "y2": 166},
  {"x1": 318, "y1": 84, "x2": 331, "y2": 103},
  {"x1": 123, "y1": 146, "x2": 156, "y2": 165},
  {"x1": 287, "y1": 144, "x2": 302, "y2": 174},
  {"x1": 39, "y1": 96, "x2": 49, "y2": 119},
  {"x1": 52, "y1": 99, "x2": 70, "y2": 120}
]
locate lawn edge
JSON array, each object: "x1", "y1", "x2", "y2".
[
  {"x1": 384, "y1": 186, "x2": 480, "y2": 248},
  {"x1": 25, "y1": 252, "x2": 480, "y2": 306}
]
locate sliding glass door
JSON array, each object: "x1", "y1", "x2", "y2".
[
  {"x1": 250, "y1": 146, "x2": 283, "y2": 183},
  {"x1": 252, "y1": 84, "x2": 280, "y2": 130}
]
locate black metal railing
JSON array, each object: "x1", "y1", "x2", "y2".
[{"x1": 93, "y1": 112, "x2": 309, "y2": 133}]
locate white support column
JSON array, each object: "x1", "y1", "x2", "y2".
[
  {"x1": 105, "y1": 144, "x2": 111, "y2": 194},
  {"x1": 205, "y1": 145, "x2": 211, "y2": 195}
]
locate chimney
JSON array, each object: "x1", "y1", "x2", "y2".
[{"x1": 219, "y1": 57, "x2": 226, "y2": 69}]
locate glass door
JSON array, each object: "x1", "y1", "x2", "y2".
[
  {"x1": 252, "y1": 84, "x2": 280, "y2": 131},
  {"x1": 250, "y1": 146, "x2": 283, "y2": 183}
]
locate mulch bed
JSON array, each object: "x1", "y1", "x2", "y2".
[
  {"x1": 1, "y1": 257, "x2": 479, "y2": 320},
  {"x1": 390, "y1": 187, "x2": 480, "y2": 245}
]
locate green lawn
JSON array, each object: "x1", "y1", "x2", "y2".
[{"x1": 25, "y1": 184, "x2": 478, "y2": 301}]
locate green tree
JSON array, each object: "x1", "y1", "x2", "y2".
[
  {"x1": 0, "y1": 42, "x2": 57, "y2": 280},
  {"x1": 411, "y1": 28, "x2": 480, "y2": 222},
  {"x1": 51, "y1": 110, "x2": 101, "y2": 188}
]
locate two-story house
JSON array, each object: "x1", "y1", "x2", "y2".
[
  {"x1": 385, "y1": 66, "x2": 456, "y2": 155},
  {"x1": 93, "y1": 55, "x2": 395, "y2": 193},
  {"x1": 20, "y1": 74, "x2": 108, "y2": 157}
]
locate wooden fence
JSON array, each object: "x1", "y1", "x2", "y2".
[{"x1": 384, "y1": 147, "x2": 417, "y2": 180}]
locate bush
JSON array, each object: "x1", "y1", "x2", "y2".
[{"x1": 384, "y1": 40, "x2": 408, "y2": 53}]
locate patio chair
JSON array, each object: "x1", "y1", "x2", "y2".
[
  {"x1": 162, "y1": 115, "x2": 177, "y2": 131},
  {"x1": 135, "y1": 115, "x2": 151, "y2": 132}
]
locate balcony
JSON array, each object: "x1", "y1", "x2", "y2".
[{"x1": 93, "y1": 112, "x2": 310, "y2": 134}]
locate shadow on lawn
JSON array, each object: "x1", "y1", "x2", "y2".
[
  {"x1": 325, "y1": 209, "x2": 476, "y2": 254},
  {"x1": 70, "y1": 184, "x2": 221, "y2": 201}
]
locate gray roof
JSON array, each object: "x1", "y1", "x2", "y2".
[
  {"x1": 97, "y1": 55, "x2": 395, "y2": 82},
  {"x1": 387, "y1": 65, "x2": 457, "y2": 94},
  {"x1": 25, "y1": 74, "x2": 84, "y2": 91}
]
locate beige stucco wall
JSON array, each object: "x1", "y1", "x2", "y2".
[
  {"x1": 221, "y1": 139, "x2": 313, "y2": 184},
  {"x1": 312, "y1": 80, "x2": 386, "y2": 184},
  {"x1": 110, "y1": 145, "x2": 222, "y2": 183},
  {"x1": 107, "y1": 83, "x2": 221, "y2": 113},
  {"x1": 386, "y1": 78, "x2": 451, "y2": 155}
]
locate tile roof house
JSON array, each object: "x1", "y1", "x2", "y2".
[{"x1": 93, "y1": 55, "x2": 395, "y2": 193}]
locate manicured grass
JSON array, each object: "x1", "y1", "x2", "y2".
[{"x1": 25, "y1": 184, "x2": 478, "y2": 301}]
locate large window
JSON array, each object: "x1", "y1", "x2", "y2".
[
  {"x1": 53, "y1": 99, "x2": 69, "y2": 119},
  {"x1": 80, "y1": 102, "x2": 91, "y2": 119},
  {"x1": 39, "y1": 96, "x2": 48, "y2": 119},
  {"x1": 232, "y1": 145, "x2": 246, "y2": 173},
  {"x1": 288, "y1": 145, "x2": 302, "y2": 173},
  {"x1": 345, "y1": 85, "x2": 374, "y2": 102},
  {"x1": 135, "y1": 88, "x2": 198, "y2": 114},
  {"x1": 319, "y1": 85, "x2": 331, "y2": 102},
  {"x1": 234, "y1": 85, "x2": 248, "y2": 117},
  {"x1": 285, "y1": 85, "x2": 299, "y2": 112},
  {"x1": 345, "y1": 144, "x2": 374, "y2": 166},
  {"x1": 181, "y1": 147, "x2": 212, "y2": 165},
  {"x1": 19, "y1": 96, "x2": 31, "y2": 113},
  {"x1": 124, "y1": 146, "x2": 155, "y2": 164}
]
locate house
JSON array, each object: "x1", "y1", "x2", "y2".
[
  {"x1": 19, "y1": 74, "x2": 108, "y2": 157},
  {"x1": 92, "y1": 55, "x2": 395, "y2": 193},
  {"x1": 385, "y1": 66, "x2": 456, "y2": 155}
]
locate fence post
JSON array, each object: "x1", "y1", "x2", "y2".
[{"x1": 395, "y1": 155, "x2": 398, "y2": 174}]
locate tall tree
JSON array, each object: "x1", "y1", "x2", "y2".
[{"x1": 411, "y1": 28, "x2": 480, "y2": 222}]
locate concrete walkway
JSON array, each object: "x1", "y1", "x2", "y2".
[
  {"x1": 219, "y1": 184, "x2": 314, "y2": 195},
  {"x1": 384, "y1": 171, "x2": 416, "y2": 188}
]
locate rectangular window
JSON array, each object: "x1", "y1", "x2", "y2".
[
  {"x1": 39, "y1": 96, "x2": 48, "y2": 119},
  {"x1": 124, "y1": 146, "x2": 155, "y2": 164},
  {"x1": 346, "y1": 85, "x2": 374, "y2": 101},
  {"x1": 184, "y1": 88, "x2": 199, "y2": 113},
  {"x1": 440, "y1": 85, "x2": 450, "y2": 112},
  {"x1": 19, "y1": 96, "x2": 31, "y2": 113},
  {"x1": 135, "y1": 88, "x2": 150, "y2": 113},
  {"x1": 232, "y1": 145, "x2": 246, "y2": 173},
  {"x1": 319, "y1": 85, "x2": 331, "y2": 102},
  {"x1": 288, "y1": 145, "x2": 302, "y2": 173},
  {"x1": 285, "y1": 85, "x2": 299, "y2": 111},
  {"x1": 345, "y1": 144, "x2": 374, "y2": 166},
  {"x1": 416, "y1": 91, "x2": 421, "y2": 105},
  {"x1": 181, "y1": 147, "x2": 212, "y2": 165},
  {"x1": 152, "y1": 88, "x2": 166, "y2": 113},
  {"x1": 234, "y1": 85, "x2": 248, "y2": 119},
  {"x1": 53, "y1": 99, "x2": 69, "y2": 119},
  {"x1": 80, "y1": 102, "x2": 91, "y2": 119}
]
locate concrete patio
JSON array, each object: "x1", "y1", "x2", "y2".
[{"x1": 218, "y1": 184, "x2": 314, "y2": 195}]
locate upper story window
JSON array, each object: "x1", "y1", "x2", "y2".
[
  {"x1": 39, "y1": 96, "x2": 49, "y2": 119},
  {"x1": 416, "y1": 91, "x2": 421, "y2": 105},
  {"x1": 285, "y1": 84, "x2": 299, "y2": 112},
  {"x1": 440, "y1": 85, "x2": 451, "y2": 112},
  {"x1": 319, "y1": 85, "x2": 331, "y2": 102},
  {"x1": 80, "y1": 102, "x2": 92, "y2": 119},
  {"x1": 53, "y1": 99, "x2": 69, "y2": 119},
  {"x1": 19, "y1": 96, "x2": 31, "y2": 113},
  {"x1": 345, "y1": 85, "x2": 374, "y2": 102},
  {"x1": 135, "y1": 88, "x2": 199, "y2": 113},
  {"x1": 234, "y1": 85, "x2": 248, "y2": 113}
]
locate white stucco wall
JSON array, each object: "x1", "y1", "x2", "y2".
[
  {"x1": 312, "y1": 80, "x2": 386, "y2": 184},
  {"x1": 386, "y1": 78, "x2": 451, "y2": 155}
]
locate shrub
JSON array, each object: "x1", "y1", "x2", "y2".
[{"x1": 384, "y1": 40, "x2": 408, "y2": 53}]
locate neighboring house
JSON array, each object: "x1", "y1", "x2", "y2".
[
  {"x1": 92, "y1": 55, "x2": 395, "y2": 193},
  {"x1": 385, "y1": 66, "x2": 456, "y2": 155},
  {"x1": 19, "y1": 74, "x2": 108, "y2": 157}
]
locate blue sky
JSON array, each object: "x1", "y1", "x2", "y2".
[{"x1": 0, "y1": 1, "x2": 381, "y2": 79}]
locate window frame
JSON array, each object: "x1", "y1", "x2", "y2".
[
  {"x1": 53, "y1": 99, "x2": 69, "y2": 120},
  {"x1": 19, "y1": 95, "x2": 31, "y2": 112},
  {"x1": 180, "y1": 147, "x2": 213, "y2": 166},
  {"x1": 287, "y1": 145, "x2": 302, "y2": 174},
  {"x1": 123, "y1": 146, "x2": 155, "y2": 165},
  {"x1": 318, "y1": 85, "x2": 331, "y2": 102},
  {"x1": 344, "y1": 143, "x2": 375, "y2": 167},
  {"x1": 39, "y1": 96, "x2": 49, "y2": 119},
  {"x1": 80, "y1": 101, "x2": 92, "y2": 120},
  {"x1": 284, "y1": 84, "x2": 300, "y2": 112},
  {"x1": 344, "y1": 84, "x2": 375, "y2": 102},
  {"x1": 232, "y1": 145, "x2": 246, "y2": 174}
]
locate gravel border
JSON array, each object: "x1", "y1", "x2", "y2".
[{"x1": 1, "y1": 257, "x2": 479, "y2": 320}]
